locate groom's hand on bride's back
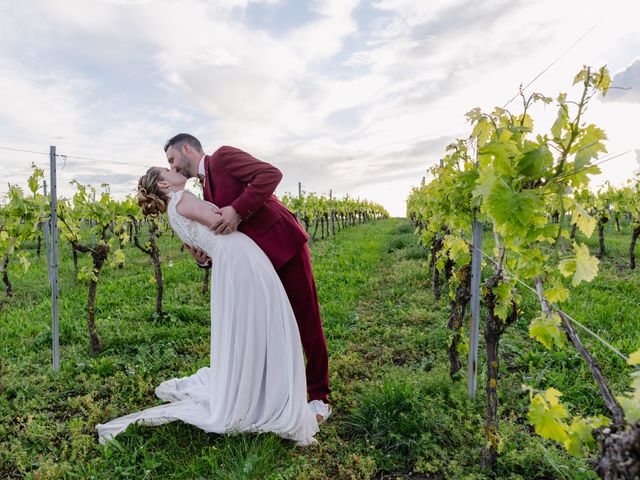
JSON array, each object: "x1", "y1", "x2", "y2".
[{"x1": 210, "y1": 206, "x2": 242, "y2": 235}]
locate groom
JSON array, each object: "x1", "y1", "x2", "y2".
[{"x1": 164, "y1": 133, "x2": 331, "y2": 422}]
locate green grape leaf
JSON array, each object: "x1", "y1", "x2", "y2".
[
  {"x1": 564, "y1": 415, "x2": 609, "y2": 457},
  {"x1": 564, "y1": 417, "x2": 592, "y2": 457},
  {"x1": 479, "y1": 133, "x2": 519, "y2": 177},
  {"x1": 527, "y1": 223, "x2": 558, "y2": 243},
  {"x1": 544, "y1": 387, "x2": 563, "y2": 405},
  {"x1": 573, "y1": 68, "x2": 589, "y2": 85},
  {"x1": 528, "y1": 388, "x2": 569, "y2": 443},
  {"x1": 465, "y1": 107, "x2": 483, "y2": 123},
  {"x1": 551, "y1": 105, "x2": 568, "y2": 140},
  {"x1": 545, "y1": 280, "x2": 570, "y2": 303},
  {"x1": 78, "y1": 266, "x2": 99, "y2": 283},
  {"x1": 110, "y1": 249, "x2": 126, "y2": 268},
  {"x1": 558, "y1": 258, "x2": 576, "y2": 278},
  {"x1": 517, "y1": 113, "x2": 534, "y2": 131},
  {"x1": 17, "y1": 252, "x2": 31, "y2": 272},
  {"x1": 627, "y1": 348, "x2": 640, "y2": 366},
  {"x1": 617, "y1": 375, "x2": 640, "y2": 423},
  {"x1": 572, "y1": 242, "x2": 599, "y2": 286},
  {"x1": 529, "y1": 313, "x2": 565, "y2": 349},
  {"x1": 516, "y1": 246, "x2": 548, "y2": 279},
  {"x1": 570, "y1": 164, "x2": 602, "y2": 189},
  {"x1": 596, "y1": 67, "x2": 612, "y2": 95},
  {"x1": 573, "y1": 124, "x2": 608, "y2": 171},
  {"x1": 516, "y1": 145, "x2": 553, "y2": 178},
  {"x1": 492, "y1": 282, "x2": 513, "y2": 321},
  {"x1": 457, "y1": 336, "x2": 469, "y2": 356},
  {"x1": 559, "y1": 243, "x2": 599, "y2": 286},
  {"x1": 471, "y1": 117, "x2": 492, "y2": 147},
  {"x1": 28, "y1": 177, "x2": 39, "y2": 195},
  {"x1": 568, "y1": 199, "x2": 596, "y2": 237},
  {"x1": 484, "y1": 180, "x2": 545, "y2": 238},
  {"x1": 444, "y1": 235, "x2": 471, "y2": 266},
  {"x1": 473, "y1": 169, "x2": 498, "y2": 200}
]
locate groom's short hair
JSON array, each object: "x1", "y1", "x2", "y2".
[{"x1": 164, "y1": 133, "x2": 204, "y2": 153}]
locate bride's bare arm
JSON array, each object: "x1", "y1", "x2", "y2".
[
  {"x1": 175, "y1": 191, "x2": 222, "y2": 227},
  {"x1": 175, "y1": 192, "x2": 220, "y2": 267}
]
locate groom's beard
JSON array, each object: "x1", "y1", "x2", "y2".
[
  {"x1": 176, "y1": 154, "x2": 196, "y2": 179},
  {"x1": 176, "y1": 166, "x2": 192, "y2": 178}
]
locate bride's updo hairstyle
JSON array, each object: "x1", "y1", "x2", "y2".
[{"x1": 137, "y1": 167, "x2": 169, "y2": 217}]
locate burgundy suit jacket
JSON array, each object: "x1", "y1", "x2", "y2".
[{"x1": 202, "y1": 146, "x2": 309, "y2": 269}]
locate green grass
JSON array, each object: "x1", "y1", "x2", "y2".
[{"x1": 0, "y1": 219, "x2": 638, "y2": 478}]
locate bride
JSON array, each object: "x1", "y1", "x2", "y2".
[{"x1": 96, "y1": 167, "x2": 319, "y2": 446}]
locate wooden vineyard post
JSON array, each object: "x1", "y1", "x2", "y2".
[{"x1": 329, "y1": 189, "x2": 335, "y2": 237}]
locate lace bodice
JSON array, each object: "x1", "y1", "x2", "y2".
[{"x1": 167, "y1": 190, "x2": 219, "y2": 256}]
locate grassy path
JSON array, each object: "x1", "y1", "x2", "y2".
[{"x1": 1, "y1": 218, "x2": 635, "y2": 478}]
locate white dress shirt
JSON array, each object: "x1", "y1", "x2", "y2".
[
  {"x1": 195, "y1": 154, "x2": 212, "y2": 266},
  {"x1": 198, "y1": 155, "x2": 206, "y2": 177}
]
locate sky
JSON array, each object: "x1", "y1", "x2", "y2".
[{"x1": 0, "y1": 0, "x2": 639, "y2": 217}]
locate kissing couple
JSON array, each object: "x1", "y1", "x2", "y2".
[{"x1": 96, "y1": 134, "x2": 331, "y2": 447}]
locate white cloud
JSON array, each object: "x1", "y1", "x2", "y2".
[
  {"x1": 605, "y1": 58, "x2": 640, "y2": 103},
  {"x1": 0, "y1": 56, "x2": 91, "y2": 145},
  {"x1": 0, "y1": 0, "x2": 639, "y2": 215}
]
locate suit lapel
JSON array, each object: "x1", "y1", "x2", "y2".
[{"x1": 203, "y1": 155, "x2": 214, "y2": 202}]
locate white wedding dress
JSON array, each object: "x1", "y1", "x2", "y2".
[{"x1": 96, "y1": 190, "x2": 318, "y2": 446}]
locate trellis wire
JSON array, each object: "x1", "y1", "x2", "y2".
[{"x1": 473, "y1": 243, "x2": 630, "y2": 364}]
